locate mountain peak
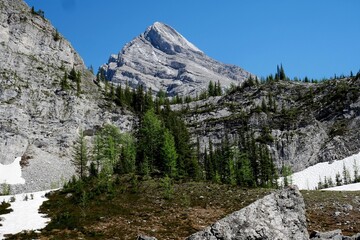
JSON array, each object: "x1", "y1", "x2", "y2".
[
  {"x1": 143, "y1": 21, "x2": 202, "y2": 55},
  {"x1": 102, "y1": 22, "x2": 253, "y2": 96}
]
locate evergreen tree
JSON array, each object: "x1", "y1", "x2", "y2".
[
  {"x1": 68, "y1": 67, "x2": 77, "y2": 81},
  {"x1": 335, "y1": 172, "x2": 342, "y2": 186},
  {"x1": 342, "y1": 163, "x2": 351, "y2": 184},
  {"x1": 236, "y1": 152, "x2": 254, "y2": 187},
  {"x1": 116, "y1": 132, "x2": 136, "y2": 174},
  {"x1": 92, "y1": 134, "x2": 103, "y2": 174},
  {"x1": 208, "y1": 80, "x2": 215, "y2": 97},
  {"x1": 115, "y1": 85, "x2": 123, "y2": 106},
  {"x1": 60, "y1": 71, "x2": 69, "y2": 91},
  {"x1": 281, "y1": 165, "x2": 292, "y2": 187},
  {"x1": 137, "y1": 109, "x2": 163, "y2": 174},
  {"x1": 161, "y1": 129, "x2": 178, "y2": 177},
  {"x1": 354, "y1": 159, "x2": 360, "y2": 183},
  {"x1": 216, "y1": 80, "x2": 222, "y2": 96},
  {"x1": 75, "y1": 71, "x2": 81, "y2": 96},
  {"x1": 279, "y1": 64, "x2": 286, "y2": 80},
  {"x1": 72, "y1": 130, "x2": 89, "y2": 179}
]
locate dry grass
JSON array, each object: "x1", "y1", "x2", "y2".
[{"x1": 303, "y1": 190, "x2": 360, "y2": 236}]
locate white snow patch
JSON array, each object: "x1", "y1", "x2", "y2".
[
  {"x1": 323, "y1": 182, "x2": 360, "y2": 191},
  {"x1": 0, "y1": 190, "x2": 52, "y2": 239},
  {"x1": 281, "y1": 152, "x2": 360, "y2": 190},
  {"x1": 0, "y1": 157, "x2": 25, "y2": 184}
]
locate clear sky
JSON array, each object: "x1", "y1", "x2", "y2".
[{"x1": 24, "y1": 0, "x2": 360, "y2": 80}]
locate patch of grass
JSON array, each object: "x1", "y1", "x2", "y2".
[{"x1": 8, "y1": 177, "x2": 272, "y2": 239}]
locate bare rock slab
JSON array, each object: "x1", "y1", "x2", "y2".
[{"x1": 187, "y1": 186, "x2": 309, "y2": 240}]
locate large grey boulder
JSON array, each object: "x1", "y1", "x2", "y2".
[
  {"x1": 102, "y1": 22, "x2": 253, "y2": 97},
  {"x1": 186, "y1": 186, "x2": 309, "y2": 240}
]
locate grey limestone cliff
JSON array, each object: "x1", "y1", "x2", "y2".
[
  {"x1": 173, "y1": 77, "x2": 360, "y2": 173},
  {"x1": 0, "y1": 0, "x2": 135, "y2": 193},
  {"x1": 102, "y1": 22, "x2": 253, "y2": 97}
]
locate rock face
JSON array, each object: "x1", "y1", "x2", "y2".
[
  {"x1": 0, "y1": 0, "x2": 135, "y2": 193},
  {"x1": 101, "y1": 22, "x2": 253, "y2": 97},
  {"x1": 174, "y1": 77, "x2": 360, "y2": 173},
  {"x1": 187, "y1": 186, "x2": 309, "y2": 240}
]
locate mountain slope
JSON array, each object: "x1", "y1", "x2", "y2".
[
  {"x1": 173, "y1": 76, "x2": 360, "y2": 173},
  {"x1": 101, "y1": 22, "x2": 253, "y2": 97},
  {"x1": 0, "y1": 0, "x2": 135, "y2": 193}
]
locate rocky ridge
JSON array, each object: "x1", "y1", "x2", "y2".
[
  {"x1": 101, "y1": 22, "x2": 253, "y2": 97},
  {"x1": 172, "y1": 77, "x2": 360, "y2": 172},
  {"x1": 0, "y1": 0, "x2": 135, "y2": 193}
]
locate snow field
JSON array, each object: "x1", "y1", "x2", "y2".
[
  {"x1": 0, "y1": 190, "x2": 51, "y2": 239},
  {"x1": 286, "y1": 152, "x2": 360, "y2": 190},
  {"x1": 0, "y1": 157, "x2": 25, "y2": 185}
]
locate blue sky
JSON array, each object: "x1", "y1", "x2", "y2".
[{"x1": 24, "y1": 0, "x2": 360, "y2": 80}]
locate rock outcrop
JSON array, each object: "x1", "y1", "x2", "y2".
[
  {"x1": 0, "y1": 0, "x2": 135, "y2": 193},
  {"x1": 101, "y1": 22, "x2": 253, "y2": 97},
  {"x1": 173, "y1": 77, "x2": 360, "y2": 173},
  {"x1": 187, "y1": 186, "x2": 309, "y2": 240}
]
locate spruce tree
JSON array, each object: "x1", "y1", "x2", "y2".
[
  {"x1": 208, "y1": 81, "x2": 215, "y2": 97},
  {"x1": 72, "y1": 130, "x2": 89, "y2": 179}
]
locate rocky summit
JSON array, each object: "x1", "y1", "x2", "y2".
[{"x1": 101, "y1": 22, "x2": 253, "y2": 97}]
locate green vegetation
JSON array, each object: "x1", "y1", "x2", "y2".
[
  {"x1": 53, "y1": 29, "x2": 60, "y2": 41},
  {"x1": 0, "y1": 200, "x2": 12, "y2": 219},
  {"x1": 31, "y1": 6, "x2": 45, "y2": 18},
  {"x1": 1, "y1": 182, "x2": 11, "y2": 195},
  {"x1": 60, "y1": 67, "x2": 82, "y2": 95},
  {"x1": 8, "y1": 178, "x2": 271, "y2": 239}
]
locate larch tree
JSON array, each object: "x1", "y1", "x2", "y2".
[{"x1": 72, "y1": 130, "x2": 89, "y2": 179}]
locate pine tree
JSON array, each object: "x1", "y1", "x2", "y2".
[
  {"x1": 208, "y1": 81, "x2": 215, "y2": 97},
  {"x1": 72, "y1": 130, "x2": 89, "y2": 179}
]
